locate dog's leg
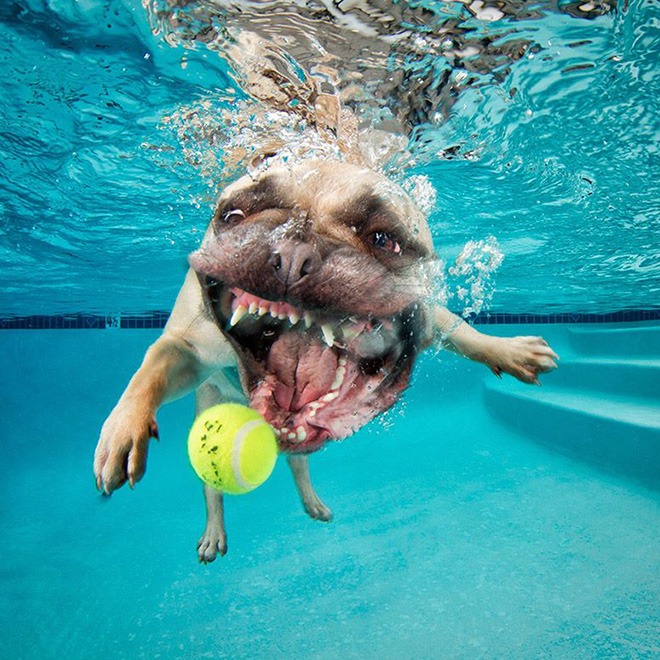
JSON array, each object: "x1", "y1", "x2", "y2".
[
  {"x1": 287, "y1": 454, "x2": 333, "y2": 522},
  {"x1": 95, "y1": 269, "x2": 235, "y2": 495},
  {"x1": 433, "y1": 306, "x2": 559, "y2": 384},
  {"x1": 197, "y1": 483, "x2": 227, "y2": 563},
  {"x1": 94, "y1": 334, "x2": 213, "y2": 494},
  {"x1": 194, "y1": 377, "x2": 245, "y2": 562}
]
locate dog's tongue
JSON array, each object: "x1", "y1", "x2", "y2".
[{"x1": 267, "y1": 333, "x2": 338, "y2": 411}]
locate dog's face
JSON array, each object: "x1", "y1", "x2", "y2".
[{"x1": 190, "y1": 160, "x2": 436, "y2": 452}]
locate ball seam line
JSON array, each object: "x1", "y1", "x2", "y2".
[{"x1": 232, "y1": 418, "x2": 269, "y2": 490}]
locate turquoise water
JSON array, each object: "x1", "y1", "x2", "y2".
[
  {"x1": 0, "y1": 0, "x2": 659, "y2": 315},
  {"x1": 2, "y1": 324, "x2": 660, "y2": 658},
  {"x1": 2, "y1": 0, "x2": 660, "y2": 658}
]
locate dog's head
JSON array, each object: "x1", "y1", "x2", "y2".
[{"x1": 190, "y1": 160, "x2": 436, "y2": 452}]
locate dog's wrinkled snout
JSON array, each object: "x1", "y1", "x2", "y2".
[{"x1": 269, "y1": 239, "x2": 321, "y2": 287}]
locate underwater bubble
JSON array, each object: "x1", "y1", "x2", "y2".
[
  {"x1": 402, "y1": 175, "x2": 438, "y2": 215},
  {"x1": 447, "y1": 237, "x2": 504, "y2": 317}
]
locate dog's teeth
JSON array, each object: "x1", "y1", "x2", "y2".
[
  {"x1": 229, "y1": 305, "x2": 248, "y2": 327},
  {"x1": 304, "y1": 312, "x2": 313, "y2": 328},
  {"x1": 338, "y1": 356, "x2": 347, "y2": 367},
  {"x1": 248, "y1": 301, "x2": 258, "y2": 314},
  {"x1": 287, "y1": 432, "x2": 296, "y2": 441},
  {"x1": 321, "y1": 391, "x2": 339, "y2": 402},
  {"x1": 330, "y1": 366, "x2": 345, "y2": 391},
  {"x1": 288, "y1": 312, "x2": 299, "y2": 325},
  {"x1": 296, "y1": 426, "x2": 307, "y2": 442},
  {"x1": 321, "y1": 324, "x2": 335, "y2": 347},
  {"x1": 277, "y1": 312, "x2": 287, "y2": 320}
]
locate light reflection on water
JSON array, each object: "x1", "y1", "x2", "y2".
[{"x1": 0, "y1": 0, "x2": 657, "y2": 315}]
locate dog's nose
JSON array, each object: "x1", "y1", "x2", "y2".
[{"x1": 269, "y1": 240, "x2": 321, "y2": 287}]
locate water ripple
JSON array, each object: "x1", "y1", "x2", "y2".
[{"x1": 0, "y1": 0, "x2": 657, "y2": 315}]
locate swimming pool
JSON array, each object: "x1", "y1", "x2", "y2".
[
  {"x1": 1, "y1": 0, "x2": 658, "y2": 318},
  {"x1": 1, "y1": 0, "x2": 659, "y2": 657},
  {"x1": 1, "y1": 322, "x2": 659, "y2": 658}
]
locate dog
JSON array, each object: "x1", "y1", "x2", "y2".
[{"x1": 94, "y1": 157, "x2": 558, "y2": 563}]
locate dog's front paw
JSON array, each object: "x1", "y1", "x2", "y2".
[
  {"x1": 94, "y1": 402, "x2": 159, "y2": 494},
  {"x1": 197, "y1": 527, "x2": 227, "y2": 563},
  {"x1": 485, "y1": 335, "x2": 559, "y2": 385}
]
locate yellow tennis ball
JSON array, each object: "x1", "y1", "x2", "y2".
[{"x1": 188, "y1": 403, "x2": 278, "y2": 494}]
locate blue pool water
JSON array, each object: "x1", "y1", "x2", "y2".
[
  {"x1": 2, "y1": 323, "x2": 660, "y2": 658},
  {"x1": 2, "y1": 0, "x2": 660, "y2": 657},
  {"x1": 0, "y1": 0, "x2": 659, "y2": 316}
]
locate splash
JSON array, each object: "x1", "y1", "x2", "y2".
[
  {"x1": 447, "y1": 237, "x2": 504, "y2": 317},
  {"x1": 402, "y1": 175, "x2": 437, "y2": 216},
  {"x1": 157, "y1": 97, "x2": 345, "y2": 190},
  {"x1": 142, "y1": 0, "x2": 594, "y2": 180}
]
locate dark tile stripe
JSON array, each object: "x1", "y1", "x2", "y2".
[
  {"x1": 468, "y1": 310, "x2": 660, "y2": 324},
  {"x1": 0, "y1": 313, "x2": 171, "y2": 330},
  {"x1": 1, "y1": 308, "x2": 660, "y2": 329}
]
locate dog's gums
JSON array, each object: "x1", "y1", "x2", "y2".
[{"x1": 201, "y1": 279, "x2": 418, "y2": 452}]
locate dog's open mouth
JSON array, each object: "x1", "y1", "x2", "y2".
[{"x1": 202, "y1": 278, "x2": 417, "y2": 453}]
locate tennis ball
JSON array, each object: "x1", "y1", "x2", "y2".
[{"x1": 188, "y1": 403, "x2": 278, "y2": 494}]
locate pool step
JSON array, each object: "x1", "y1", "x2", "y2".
[
  {"x1": 544, "y1": 358, "x2": 660, "y2": 401},
  {"x1": 567, "y1": 324, "x2": 660, "y2": 358},
  {"x1": 483, "y1": 378, "x2": 660, "y2": 488}
]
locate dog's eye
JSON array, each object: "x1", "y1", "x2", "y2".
[
  {"x1": 221, "y1": 209, "x2": 245, "y2": 226},
  {"x1": 371, "y1": 231, "x2": 402, "y2": 254}
]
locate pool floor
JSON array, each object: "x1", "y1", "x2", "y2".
[{"x1": 1, "y1": 327, "x2": 659, "y2": 658}]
